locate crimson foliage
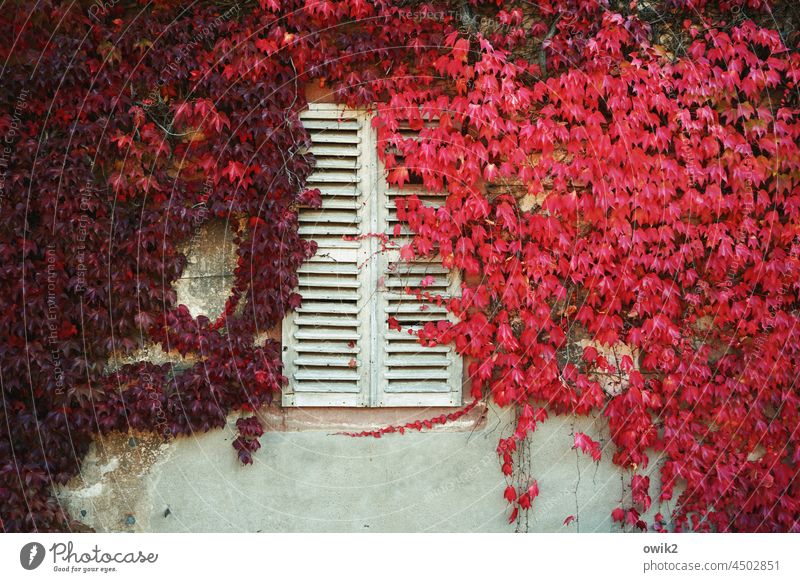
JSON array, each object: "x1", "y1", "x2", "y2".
[{"x1": 1, "y1": 0, "x2": 798, "y2": 532}]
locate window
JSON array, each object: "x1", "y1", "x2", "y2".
[{"x1": 281, "y1": 103, "x2": 462, "y2": 407}]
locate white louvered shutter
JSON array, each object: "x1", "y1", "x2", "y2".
[
  {"x1": 282, "y1": 104, "x2": 373, "y2": 406},
  {"x1": 374, "y1": 123, "x2": 463, "y2": 407},
  {"x1": 283, "y1": 107, "x2": 462, "y2": 407}
]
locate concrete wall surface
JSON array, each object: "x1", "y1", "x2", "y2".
[{"x1": 58, "y1": 404, "x2": 670, "y2": 532}]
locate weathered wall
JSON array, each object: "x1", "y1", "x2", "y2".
[
  {"x1": 57, "y1": 220, "x2": 676, "y2": 533},
  {"x1": 58, "y1": 405, "x2": 672, "y2": 532}
]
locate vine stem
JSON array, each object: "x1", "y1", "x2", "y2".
[{"x1": 334, "y1": 398, "x2": 480, "y2": 438}]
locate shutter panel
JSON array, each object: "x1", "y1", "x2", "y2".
[
  {"x1": 282, "y1": 105, "x2": 372, "y2": 406},
  {"x1": 374, "y1": 124, "x2": 463, "y2": 407},
  {"x1": 284, "y1": 108, "x2": 462, "y2": 407}
]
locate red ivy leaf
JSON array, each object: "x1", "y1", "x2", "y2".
[{"x1": 574, "y1": 432, "x2": 602, "y2": 462}]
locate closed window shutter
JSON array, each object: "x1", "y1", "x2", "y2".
[
  {"x1": 282, "y1": 105, "x2": 373, "y2": 406},
  {"x1": 283, "y1": 107, "x2": 462, "y2": 407},
  {"x1": 374, "y1": 124, "x2": 463, "y2": 407}
]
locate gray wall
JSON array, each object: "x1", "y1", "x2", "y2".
[{"x1": 58, "y1": 405, "x2": 672, "y2": 532}]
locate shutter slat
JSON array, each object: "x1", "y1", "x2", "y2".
[
  {"x1": 299, "y1": 263, "x2": 359, "y2": 275},
  {"x1": 297, "y1": 276, "x2": 360, "y2": 288},
  {"x1": 385, "y1": 357, "x2": 451, "y2": 367},
  {"x1": 315, "y1": 199, "x2": 359, "y2": 210},
  {"x1": 385, "y1": 343, "x2": 449, "y2": 353},
  {"x1": 293, "y1": 382, "x2": 360, "y2": 393},
  {"x1": 294, "y1": 316, "x2": 360, "y2": 327},
  {"x1": 298, "y1": 211, "x2": 361, "y2": 224},
  {"x1": 384, "y1": 382, "x2": 451, "y2": 393},
  {"x1": 389, "y1": 314, "x2": 448, "y2": 323},
  {"x1": 310, "y1": 133, "x2": 361, "y2": 144},
  {"x1": 294, "y1": 342, "x2": 360, "y2": 354},
  {"x1": 307, "y1": 170, "x2": 361, "y2": 183},
  {"x1": 310, "y1": 186, "x2": 361, "y2": 196},
  {"x1": 295, "y1": 370, "x2": 360, "y2": 381},
  {"x1": 297, "y1": 302, "x2": 359, "y2": 314},
  {"x1": 306, "y1": 240, "x2": 361, "y2": 251},
  {"x1": 385, "y1": 369, "x2": 451, "y2": 380},
  {"x1": 314, "y1": 158, "x2": 361, "y2": 170},
  {"x1": 387, "y1": 304, "x2": 447, "y2": 314},
  {"x1": 384, "y1": 292, "x2": 451, "y2": 301},
  {"x1": 294, "y1": 329, "x2": 360, "y2": 341},
  {"x1": 301, "y1": 119, "x2": 360, "y2": 130},
  {"x1": 297, "y1": 290, "x2": 360, "y2": 301},
  {"x1": 384, "y1": 279, "x2": 448, "y2": 289},
  {"x1": 388, "y1": 262, "x2": 449, "y2": 274},
  {"x1": 299, "y1": 107, "x2": 357, "y2": 120},
  {"x1": 307, "y1": 145, "x2": 359, "y2": 157},
  {"x1": 297, "y1": 225, "x2": 359, "y2": 240},
  {"x1": 295, "y1": 356, "x2": 360, "y2": 366}
]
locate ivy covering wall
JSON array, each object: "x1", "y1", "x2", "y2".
[{"x1": 1, "y1": 0, "x2": 798, "y2": 532}]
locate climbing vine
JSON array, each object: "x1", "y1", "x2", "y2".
[{"x1": 1, "y1": 0, "x2": 798, "y2": 532}]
